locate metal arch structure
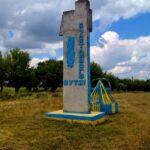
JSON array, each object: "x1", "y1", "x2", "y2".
[
  {"x1": 90, "y1": 79, "x2": 120, "y2": 115},
  {"x1": 92, "y1": 78, "x2": 112, "y2": 92}
]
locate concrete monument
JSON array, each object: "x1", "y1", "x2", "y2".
[
  {"x1": 60, "y1": 0, "x2": 92, "y2": 113},
  {"x1": 46, "y1": 0, "x2": 105, "y2": 124}
]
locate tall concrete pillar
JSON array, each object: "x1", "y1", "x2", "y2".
[
  {"x1": 46, "y1": 0, "x2": 105, "y2": 123},
  {"x1": 60, "y1": 0, "x2": 92, "y2": 113}
]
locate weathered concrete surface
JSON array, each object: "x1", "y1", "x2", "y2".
[{"x1": 60, "y1": 0, "x2": 92, "y2": 113}]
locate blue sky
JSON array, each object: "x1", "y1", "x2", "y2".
[
  {"x1": 109, "y1": 13, "x2": 150, "y2": 39},
  {"x1": 91, "y1": 12, "x2": 150, "y2": 45},
  {"x1": 0, "y1": 0, "x2": 150, "y2": 79},
  {"x1": 31, "y1": 12, "x2": 150, "y2": 61}
]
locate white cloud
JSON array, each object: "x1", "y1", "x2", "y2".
[
  {"x1": 44, "y1": 42, "x2": 63, "y2": 50},
  {"x1": 138, "y1": 70, "x2": 150, "y2": 79},
  {"x1": 101, "y1": 31, "x2": 119, "y2": 43},
  {"x1": 57, "y1": 56, "x2": 63, "y2": 61},
  {"x1": 109, "y1": 66, "x2": 132, "y2": 74},
  {"x1": 0, "y1": 0, "x2": 150, "y2": 79},
  {"x1": 29, "y1": 57, "x2": 49, "y2": 68},
  {"x1": 0, "y1": 0, "x2": 150, "y2": 51},
  {"x1": 91, "y1": 31, "x2": 150, "y2": 79},
  {"x1": 23, "y1": 41, "x2": 63, "y2": 58},
  {"x1": 92, "y1": 0, "x2": 150, "y2": 30}
]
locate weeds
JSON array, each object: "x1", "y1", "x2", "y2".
[{"x1": 0, "y1": 91, "x2": 149, "y2": 149}]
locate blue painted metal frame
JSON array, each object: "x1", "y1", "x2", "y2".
[{"x1": 90, "y1": 80, "x2": 120, "y2": 115}]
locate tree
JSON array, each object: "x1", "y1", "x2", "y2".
[
  {"x1": 145, "y1": 79, "x2": 150, "y2": 91},
  {"x1": 5, "y1": 48, "x2": 30, "y2": 93},
  {"x1": 25, "y1": 68, "x2": 38, "y2": 91},
  {"x1": 0, "y1": 51, "x2": 5, "y2": 93},
  {"x1": 104, "y1": 73, "x2": 120, "y2": 91},
  {"x1": 36, "y1": 60, "x2": 63, "y2": 92},
  {"x1": 91, "y1": 62, "x2": 103, "y2": 87}
]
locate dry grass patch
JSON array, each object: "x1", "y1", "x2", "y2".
[{"x1": 0, "y1": 92, "x2": 150, "y2": 150}]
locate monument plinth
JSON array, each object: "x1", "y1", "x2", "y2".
[{"x1": 46, "y1": 0, "x2": 105, "y2": 124}]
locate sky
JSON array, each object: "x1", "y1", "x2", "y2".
[{"x1": 0, "y1": 0, "x2": 150, "y2": 79}]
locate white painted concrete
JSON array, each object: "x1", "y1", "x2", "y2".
[{"x1": 60, "y1": 0, "x2": 92, "y2": 113}]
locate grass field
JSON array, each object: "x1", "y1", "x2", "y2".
[{"x1": 0, "y1": 90, "x2": 150, "y2": 150}]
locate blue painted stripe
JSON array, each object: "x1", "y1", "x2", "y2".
[
  {"x1": 67, "y1": 36, "x2": 75, "y2": 68},
  {"x1": 45, "y1": 112, "x2": 105, "y2": 121},
  {"x1": 104, "y1": 104, "x2": 112, "y2": 115},
  {"x1": 87, "y1": 36, "x2": 91, "y2": 111},
  {"x1": 63, "y1": 110, "x2": 90, "y2": 114}
]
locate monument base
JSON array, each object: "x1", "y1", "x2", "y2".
[{"x1": 45, "y1": 110, "x2": 105, "y2": 125}]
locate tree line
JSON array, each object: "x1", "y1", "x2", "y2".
[{"x1": 0, "y1": 48, "x2": 150, "y2": 93}]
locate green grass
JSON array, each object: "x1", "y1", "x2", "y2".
[
  {"x1": 0, "y1": 87, "x2": 62, "y2": 100},
  {"x1": 0, "y1": 90, "x2": 150, "y2": 150}
]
